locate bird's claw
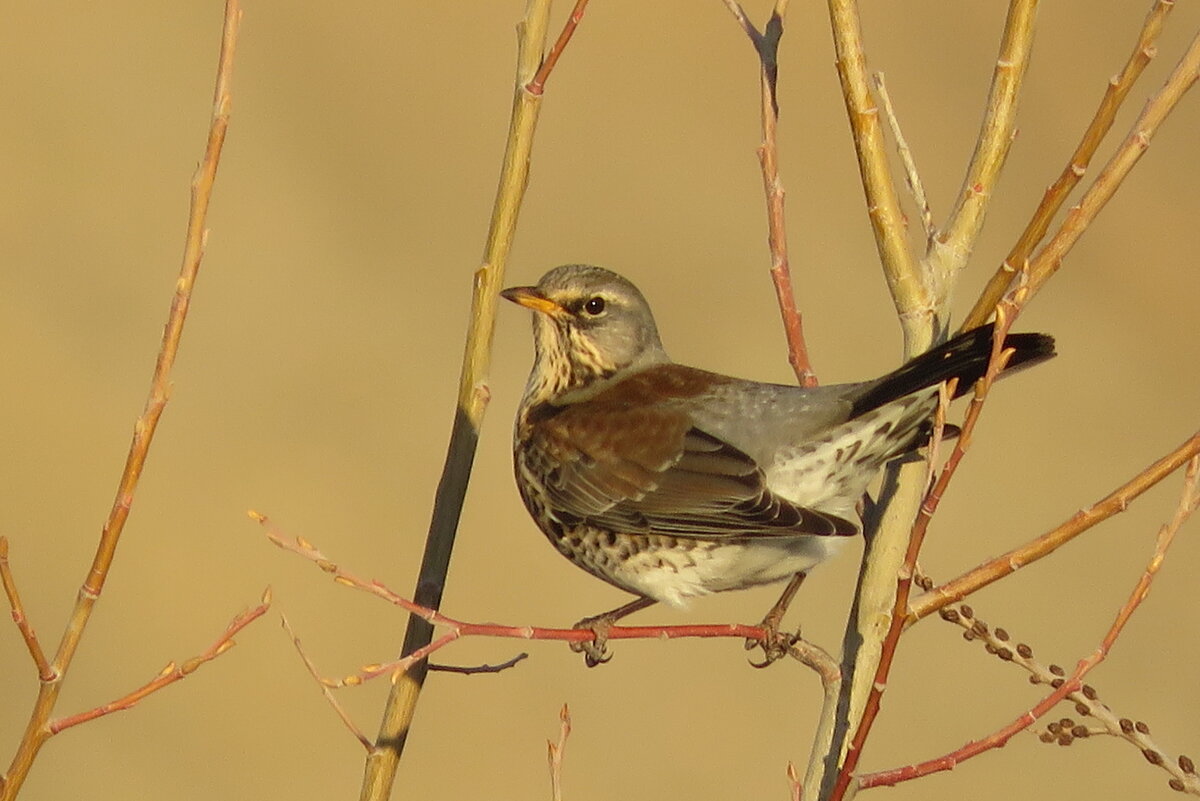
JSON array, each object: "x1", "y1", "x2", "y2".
[
  {"x1": 570, "y1": 615, "x2": 616, "y2": 667},
  {"x1": 745, "y1": 622, "x2": 800, "y2": 668}
]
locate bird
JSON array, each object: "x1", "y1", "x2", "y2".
[{"x1": 502, "y1": 264, "x2": 1054, "y2": 665}]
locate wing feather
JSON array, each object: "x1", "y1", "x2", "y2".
[{"x1": 529, "y1": 401, "x2": 857, "y2": 540}]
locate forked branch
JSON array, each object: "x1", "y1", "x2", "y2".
[{"x1": 1, "y1": 4, "x2": 244, "y2": 797}]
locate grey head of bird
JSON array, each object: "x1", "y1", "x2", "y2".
[{"x1": 501, "y1": 264, "x2": 670, "y2": 402}]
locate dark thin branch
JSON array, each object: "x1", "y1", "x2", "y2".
[{"x1": 428, "y1": 652, "x2": 529, "y2": 675}]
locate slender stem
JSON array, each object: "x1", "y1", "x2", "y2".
[
  {"x1": 0, "y1": 538, "x2": 52, "y2": 681},
  {"x1": 872, "y1": 72, "x2": 933, "y2": 245},
  {"x1": 49, "y1": 592, "x2": 270, "y2": 733},
  {"x1": 282, "y1": 614, "x2": 373, "y2": 752},
  {"x1": 908, "y1": 429, "x2": 1200, "y2": 623},
  {"x1": 723, "y1": 0, "x2": 816, "y2": 385},
  {"x1": 928, "y1": 0, "x2": 1038, "y2": 300},
  {"x1": 526, "y1": 0, "x2": 592, "y2": 95},
  {"x1": 1, "y1": 5, "x2": 241, "y2": 796},
  {"x1": 359, "y1": 5, "x2": 568, "y2": 797},
  {"x1": 1022, "y1": 28, "x2": 1200, "y2": 303},
  {"x1": 962, "y1": 0, "x2": 1178, "y2": 329},
  {"x1": 863, "y1": 457, "x2": 1198, "y2": 788}
]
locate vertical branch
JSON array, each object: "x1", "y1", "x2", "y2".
[
  {"x1": 818, "y1": 4, "x2": 932, "y2": 798},
  {"x1": 1, "y1": 3, "x2": 242, "y2": 797},
  {"x1": 826, "y1": 0, "x2": 926, "y2": 353},
  {"x1": 723, "y1": 0, "x2": 816, "y2": 386},
  {"x1": 927, "y1": 0, "x2": 1038, "y2": 301},
  {"x1": 359, "y1": 2, "x2": 571, "y2": 798}
]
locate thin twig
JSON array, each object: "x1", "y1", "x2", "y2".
[
  {"x1": 963, "y1": 0, "x2": 1178, "y2": 329},
  {"x1": 428, "y1": 653, "x2": 529, "y2": 675},
  {"x1": 281, "y1": 614, "x2": 372, "y2": 752},
  {"x1": 787, "y1": 762, "x2": 803, "y2": 801},
  {"x1": 930, "y1": 596, "x2": 1200, "y2": 794},
  {"x1": 526, "y1": 0, "x2": 591, "y2": 95},
  {"x1": 862, "y1": 457, "x2": 1199, "y2": 789},
  {"x1": 547, "y1": 704, "x2": 571, "y2": 801},
  {"x1": 256, "y1": 512, "x2": 769, "y2": 664},
  {"x1": 1023, "y1": 27, "x2": 1200, "y2": 303},
  {"x1": 50, "y1": 590, "x2": 270, "y2": 734},
  {"x1": 363, "y1": 2, "x2": 564, "y2": 794},
  {"x1": 908, "y1": 429, "x2": 1200, "y2": 623},
  {"x1": 872, "y1": 72, "x2": 933, "y2": 245},
  {"x1": 0, "y1": 537, "x2": 52, "y2": 680},
  {"x1": 723, "y1": 0, "x2": 816, "y2": 386},
  {"x1": 1, "y1": 4, "x2": 242, "y2": 796}
]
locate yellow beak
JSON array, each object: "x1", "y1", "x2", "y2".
[{"x1": 500, "y1": 286, "x2": 565, "y2": 317}]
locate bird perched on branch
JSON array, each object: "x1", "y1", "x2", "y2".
[{"x1": 503, "y1": 264, "x2": 1054, "y2": 665}]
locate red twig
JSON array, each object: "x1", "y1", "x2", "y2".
[
  {"x1": 723, "y1": 0, "x2": 816, "y2": 386},
  {"x1": 49, "y1": 590, "x2": 270, "y2": 733},
  {"x1": 253, "y1": 511, "x2": 767, "y2": 679},
  {"x1": 861, "y1": 455, "x2": 1198, "y2": 788},
  {"x1": 525, "y1": 0, "x2": 591, "y2": 95}
]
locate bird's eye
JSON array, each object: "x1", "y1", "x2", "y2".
[{"x1": 583, "y1": 297, "x2": 606, "y2": 316}]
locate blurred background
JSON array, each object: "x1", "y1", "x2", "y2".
[{"x1": 1, "y1": 2, "x2": 1197, "y2": 799}]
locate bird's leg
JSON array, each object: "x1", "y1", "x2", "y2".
[
  {"x1": 746, "y1": 572, "x2": 807, "y2": 667},
  {"x1": 571, "y1": 596, "x2": 657, "y2": 667}
]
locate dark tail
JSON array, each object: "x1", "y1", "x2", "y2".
[{"x1": 848, "y1": 323, "x2": 1055, "y2": 418}]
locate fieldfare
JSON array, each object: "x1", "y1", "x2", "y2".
[{"x1": 503, "y1": 264, "x2": 1054, "y2": 665}]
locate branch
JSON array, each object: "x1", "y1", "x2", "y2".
[
  {"x1": 963, "y1": 0, "x2": 1178, "y2": 329},
  {"x1": 723, "y1": 0, "x2": 816, "y2": 386},
  {"x1": 281, "y1": 614, "x2": 372, "y2": 752},
  {"x1": 826, "y1": 0, "x2": 927, "y2": 352},
  {"x1": 0, "y1": 537, "x2": 51, "y2": 681},
  {"x1": 428, "y1": 653, "x2": 529, "y2": 675},
  {"x1": 49, "y1": 591, "x2": 270, "y2": 734},
  {"x1": 526, "y1": 0, "x2": 592, "y2": 95},
  {"x1": 255, "y1": 512, "x2": 768, "y2": 662},
  {"x1": 930, "y1": 598, "x2": 1200, "y2": 794},
  {"x1": 872, "y1": 72, "x2": 933, "y2": 245},
  {"x1": 2, "y1": 4, "x2": 242, "y2": 796},
  {"x1": 827, "y1": 305, "x2": 1020, "y2": 801},
  {"x1": 908, "y1": 429, "x2": 1200, "y2": 623},
  {"x1": 361, "y1": 2, "x2": 568, "y2": 795},
  {"x1": 929, "y1": 0, "x2": 1038, "y2": 294},
  {"x1": 1023, "y1": 26, "x2": 1200, "y2": 303},
  {"x1": 862, "y1": 456, "x2": 1198, "y2": 789},
  {"x1": 547, "y1": 704, "x2": 571, "y2": 801}
]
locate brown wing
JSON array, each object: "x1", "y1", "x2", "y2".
[{"x1": 526, "y1": 398, "x2": 857, "y2": 540}]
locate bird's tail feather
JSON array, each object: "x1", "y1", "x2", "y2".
[{"x1": 848, "y1": 323, "x2": 1055, "y2": 418}]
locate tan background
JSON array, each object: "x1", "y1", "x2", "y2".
[{"x1": 2, "y1": 2, "x2": 1198, "y2": 799}]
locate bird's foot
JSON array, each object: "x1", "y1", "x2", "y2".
[
  {"x1": 746, "y1": 614, "x2": 800, "y2": 669},
  {"x1": 570, "y1": 612, "x2": 617, "y2": 667}
]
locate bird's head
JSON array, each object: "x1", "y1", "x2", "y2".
[{"x1": 502, "y1": 264, "x2": 668, "y2": 401}]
